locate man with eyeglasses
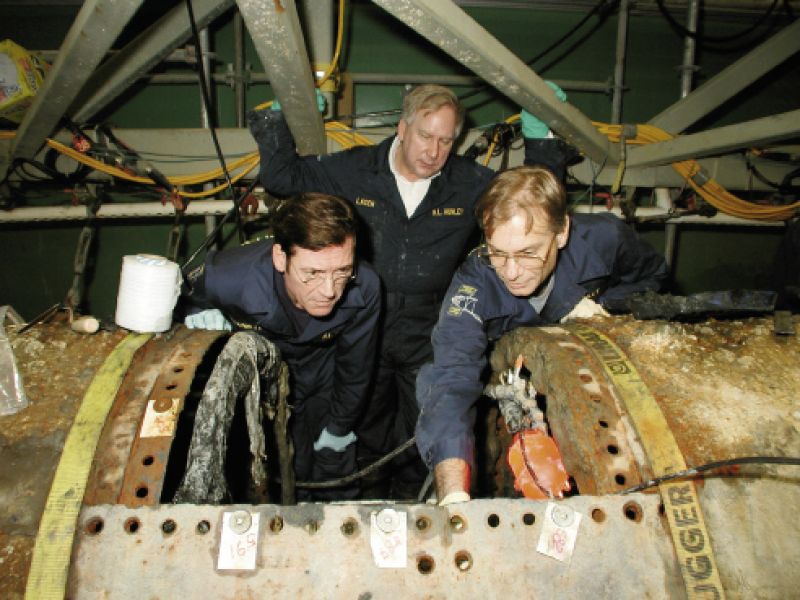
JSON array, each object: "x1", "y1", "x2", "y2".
[
  {"x1": 415, "y1": 165, "x2": 668, "y2": 505},
  {"x1": 248, "y1": 84, "x2": 575, "y2": 500},
  {"x1": 184, "y1": 192, "x2": 381, "y2": 499}
]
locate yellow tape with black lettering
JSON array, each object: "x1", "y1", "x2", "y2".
[
  {"x1": 25, "y1": 332, "x2": 152, "y2": 600},
  {"x1": 572, "y1": 324, "x2": 725, "y2": 600}
]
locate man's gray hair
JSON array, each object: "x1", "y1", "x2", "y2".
[{"x1": 401, "y1": 84, "x2": 465, "y2": 137}]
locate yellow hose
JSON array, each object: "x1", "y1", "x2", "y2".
[{"x1": 593, "y1": 121, "x2": 798, "y2": 221}]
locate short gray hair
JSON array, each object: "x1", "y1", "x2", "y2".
[{"x1": 401, "y1": 84, "x2": 465, "y2": 137}]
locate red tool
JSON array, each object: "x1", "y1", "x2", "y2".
[{"x1": 507, "y1": 429, "x2": 570, "y2": 500}]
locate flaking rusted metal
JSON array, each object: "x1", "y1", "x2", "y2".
[
  {"x1": 118, "y1": 328, "x2": 223, "y2": 506},
  {"x1": 491, "y1": 315, "x2": 800, "y2": 597}
]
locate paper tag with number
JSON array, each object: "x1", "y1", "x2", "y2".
[
  {"x1": 217, "y1": 510, "x2": 260, "y2": 570},
  {"x1": 370, "y1": 508, "x2": 407, "y2": 568},
  {"x1": 536, "y1": 502, "x2": 581, "y2": 563}
]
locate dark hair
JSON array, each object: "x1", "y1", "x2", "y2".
[
  {"x1": 402, "y1": 84, "x2": 465, "y2": 137},
  {"x1": 272, "y1": 192, "x2": 356, "y2": 255},
  {"x1": 475, "y1": 165, "x2": 567, "y2": 238}
]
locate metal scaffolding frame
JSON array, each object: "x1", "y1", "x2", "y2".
[{"x1": 1, "y1": 0, "x2": 798, "y2": 193}]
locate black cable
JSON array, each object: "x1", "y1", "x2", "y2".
[
  {"x1": 620, "y1": 456, "x2": 800, "y2": 495},
  {"x1": 535, "y1": 4, "x2": 618, "y2": 77},
  {"x1": 184, "y1": 0, "x2": 244, "y2": 243},
  {"x1": 295, "y1": 437, "x2": 417, "y2": 489},
  {"x1": 457, "y1": 0, "x2": 618, "y2": 105},
  {"x1": 331, "y1": 0, "x2": 618, "y2": 123},
  {"x1": 181, "y1": 176, "x2": 259, "y2": 274},
  {"x1": 655, "y1": 0, "x2": 780, "y2": 44},
  {"x1": 746, "y1": 154, "x2": 782, "y2": 190}
]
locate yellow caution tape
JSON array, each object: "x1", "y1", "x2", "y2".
[
  {"x1": 572, "y1": 324, "x2": 725, "y2": 600},
  {"x1": 25, "y1": 332, "x2": 152, "y2": 600}
]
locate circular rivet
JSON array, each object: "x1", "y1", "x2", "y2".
[
  {"x1": 153, "y1": 398, "x2": 173, "y2": 413},
  {"x1": 376, "y1": 508, "x2": 401, "y2": 534},
  {"x1": 229, "y1": 510, "x2": 252, "y2": 534},
  {"x1": 550, "y1": 505, "x2": 575, "y2": 528}
]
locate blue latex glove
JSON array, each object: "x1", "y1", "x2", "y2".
[
  {"x1": 271, "y1": 88, "x2": 326, "y2": 113},
  {"x1": 520, "y1": 81, "x2": 567, "y2": 139},
  {"x1": 313, "y1": 428, "x2": 357, "y2": 453},
  {"x1": 185, "y1": 308, "x2": 232, "y2": 331}
]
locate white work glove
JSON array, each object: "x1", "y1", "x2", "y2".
[
  {"x1": 439, "y1": 491, "x2": 470, "y2": 506},
  {"x1": 313, "y1": 428, "x2": 356, "y2": 453},
  {"x1": 560, "y1": 296, "x2": 610, "y2": 323},
  {"x1": 185, "y1": 309, "x2": 232, "y2": 331}
]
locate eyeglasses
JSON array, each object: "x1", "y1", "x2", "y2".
[
  {"x1": 478, "y1": 237, "x2": 555, "y2": 272},
  {"x1": 291, "y1": 263, "x2": 356, "y2": 287}
]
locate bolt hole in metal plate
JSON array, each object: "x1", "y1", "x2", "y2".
[
  {"x1": 417, "y1": 554, "x2": 435, "y2": 575},
  {"x1": 341, "y1": 518, "x2": 358, "y2": 537},
  {"x1": 454, "y1": 550, "x2": 473, "y2": 572},
  {"x1": 623, "y1": 501, "x2": 643, "y2": 523},
  {"x1": 449, "y1": 515, "x2": 466, "y2": 532},
  {"x1": 72, "y1": 498, "x2": 687, "y2": 598},
  {"x1": 415, "y1": 516, "x2": 431, "y2": 531}
]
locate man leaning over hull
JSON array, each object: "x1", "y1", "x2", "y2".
[
  {"x1": 416, "y1": 166, "x2": 669, "y2": 505},
  {"x1": 247, "y1": 84, "x2": 575, "y2": 499},
  {"x1": 185, "y1": 192, "x2": 381, "y2": 500}
]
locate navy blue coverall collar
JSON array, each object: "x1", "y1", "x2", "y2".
[
  {"x1": 362, "y1": 135, "x2": 461, "y2": 219},
  {"x1": 540, "y1": 221, "x2": 612, "y2": 321}
]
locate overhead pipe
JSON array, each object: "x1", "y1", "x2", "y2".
[
  {"x1": 233, "y1": 11, "x2": 247, "y2": 128},
  {"x1": 198, "y1": 28, "x2": 219, "y2": 245},
  {"x1": 137, "y1": 72, "x2": 612, "y2": 92},
  {"x1": 299, "y1": 0, "x2": 336, "y2": 119},
  {"x1": 664, "y1": 0, "x2": 700, "y2": 270},
  {"x1": 0, "y1": 200, "x2": 782, "y2": 227},
  {"x1": 610, "y1": 0, "x2": 630, "y2": 124}
]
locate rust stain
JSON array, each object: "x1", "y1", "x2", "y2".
[
  {"x1": 492, "y1": 316, "x2": 800, "y2": 495},
  {"x1": 119, "y1": 329, "x2": 223, "y2": 507},
  {"x1": 273, "y1": 0, "x2": 285, "y2": 13}
]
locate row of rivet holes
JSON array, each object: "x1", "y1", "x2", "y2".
[
  {"x1": 577, "y1": 360, "x2": 632, "y2": 490},
  {"x1": 83, "y1": 501, "x2": 646, "y2": 540}
]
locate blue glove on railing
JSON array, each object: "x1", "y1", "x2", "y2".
[
  {"x1": 520, "y1": 81, "x2": 567, "y2": 139},
  {"x1": 313, "y1": 428, "x2": 357, "y2": 453},
  {"x1": 271, "y1": 88, "x2": 326, "y2": 113},
  {"x1": 185, "y1": 309, "x2": 232, "y2": 331}
]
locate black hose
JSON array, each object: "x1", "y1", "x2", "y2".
[
  {"x1": 620, "y1": 455, "x2": 800, "y2": 495},
  {"x1": 184, "y1": 0, "x2": 244, "y2": 243},
  {"x1": 295, "y1": 437, "x2": 417, "y2": 489},
  {"x1": 181, "y1": 176, "x2": 259, "y2": 275},
  {"x1": 655, "y1": 0, "x2": 781, "y2": 45}
]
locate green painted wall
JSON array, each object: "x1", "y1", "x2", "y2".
[{"x1": 1, "y1": 2, "x2": 796, "y2": 320}]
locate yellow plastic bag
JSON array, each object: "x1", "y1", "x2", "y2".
[{"x1": 0, "y1": 39, "x2": 49, "y2": 125}]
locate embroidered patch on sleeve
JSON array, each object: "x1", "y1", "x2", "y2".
[{"x1": 447, "y1": 284, "x2": 482, "y2": 323}]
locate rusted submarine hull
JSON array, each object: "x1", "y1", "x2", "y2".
[{"x1": 0, "y1": 316, "x2": 797, "y2": 598}]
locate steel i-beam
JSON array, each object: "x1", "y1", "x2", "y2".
[
  {"x1": 371, "y1": 0, "x2": 617, "y2": 164},
  {"x1": 71, "y1": 0, "x2": 236, "y2": 124},
  {"x1": 11, "y1": 0, "x2": 146, "y2": 160},
  {"x1": 628, "y1": 108, "x2": 800, "y2": 168},
  {"x1": 236, "y1": 0, "x2": 325, "y2": 155},
  {"x1": 649, "y1": 19, "x2": 800, "y2": 134}
]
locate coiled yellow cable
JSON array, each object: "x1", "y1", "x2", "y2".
[
  {"x1": 594, "y1": 121, "x2": 799, "y2": 221},
  {"x1": 483, "y1": 116, "x2": 796, "y2": 221},
  {"x1": 1, "y1": 120, "x2": 371, "y2": 200},
  {"x1": 6, "y1": 108, "x2": 796, "y2": 220}
]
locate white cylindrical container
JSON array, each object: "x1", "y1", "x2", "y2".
[{"x1": 114, "y1": 254, "x2": 182, "y2": 333}]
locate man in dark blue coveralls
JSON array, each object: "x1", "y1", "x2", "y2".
[
  {"x1": 184, "y1": 192, "x2": 381, "y2": 500},
  {"x1": 416, "y1": 165, "x2": 668, "y2": 505},
  {"x1": 247, "y1": 84, "x2": 575, "y2": 499}
]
